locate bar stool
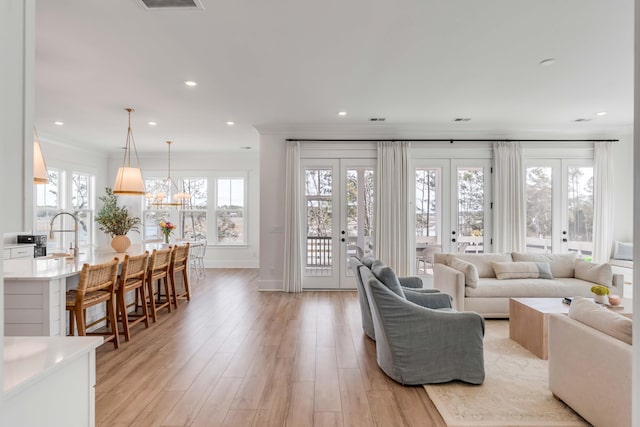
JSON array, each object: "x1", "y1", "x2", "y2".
[
  {"x1": 66, "y1": 258, "x2": 120, "y2": 349},
  {"x1": 116, "y1": 252, "x2": 149, "y2": 341},
  {"x1": 169, "y1": 243, "x2": 191, "y2": 308},
  {"x1": 147, "y1": 247, "x2": 172, "y2": 322}
]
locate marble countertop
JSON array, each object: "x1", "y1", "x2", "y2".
[
  {"x1": 3, "y1": 336, "x2": 103, "y2": 398},
  {"x1": 3, "y1": 243, "x2": 169, "y2": 281}
]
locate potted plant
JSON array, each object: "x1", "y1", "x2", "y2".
[
  {"x1": 590, "y1": 285, "x2": 610, "y2": 304},
  {"x1": 95, "y1": 187, "x2": 141, "y2": 252}
]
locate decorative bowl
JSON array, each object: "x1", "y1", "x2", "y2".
[{"x1": 608, "y1": 294, "x2": 621, "y2": 306}]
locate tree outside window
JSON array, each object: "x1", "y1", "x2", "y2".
[{"x1": 216, "y1": 178, "x2": 244, "y2": 244}]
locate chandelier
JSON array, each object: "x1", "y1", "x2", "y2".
[
  {"x1": 146, "y1": 140, "x2": 191, "y2": 208},
  {"x1": 113, "y1": 108, "x2": 145, "y2": 195}
]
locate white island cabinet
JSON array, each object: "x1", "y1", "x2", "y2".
[{"x1": 3, "y1": 336, "x2": 102, "y2": 427}]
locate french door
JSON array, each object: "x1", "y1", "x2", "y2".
[
  {"x1": 414, "y1": 159, "x2": 492, "y2": 274},
  {"x1": 302, "y1": 159, "x2": 375, "y2": 289},
  {"x1": 524, "y1": 159, "x2": 594, "y2": 255}
]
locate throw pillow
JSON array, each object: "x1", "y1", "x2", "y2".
[
  {"x1": 490, "y1": 261, "x2": 553, "y2": 280},
  {"x1": 511, "y1": 252, "x2": 577, "y2": 278},
  {"x1": 612, "y1": 241, "x2": 633, "y2": 261},
  {"x1": 568, "y1": 297, "x2": 632, "y2": 345},
  {"x1": 574, "y1": 258, "x2": 613, "y2": 286},
  {"x1": 371, "y1": 260, "x2": 405, "y2": 298},
  {"x1": 452, "y1": 253, "x2": 513, "y2": 278},
  {"x1": 449, "y1": 257, "x2": 480, "y2": 288}
]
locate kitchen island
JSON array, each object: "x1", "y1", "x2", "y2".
[{"x1": 3, "y1": 244, "x2": 167, "y2": 336}]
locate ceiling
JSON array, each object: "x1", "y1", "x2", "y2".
[{"x1": 35, "y1": 0, "x2": 634, "y2": 155}]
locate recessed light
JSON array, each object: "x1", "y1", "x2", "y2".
[
  {"x1": 184, "y1": 81, "x2": 197, "y2": 87},
  {"x1": 53, "y1": 121, "x2": 64, "y2": 126},
  {"x1": 148, "y1": 121, "x2": 157, "y2": 126},
  {"x1": 539, "y1": 58, "x2": 556, "y2": 66},
  {"x1": 226, "y1": 121, "x2": 235, "y2": 126},
  {"x1": 338, "y1": 111, "x2": 347, "y2": 116},
  {"x1": 596, "y1": 111, "x2": 607, "y2": 116}
]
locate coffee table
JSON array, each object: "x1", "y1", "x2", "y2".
[{"x1": 509, "y1": 297, "x2": 633, "y2": 359}]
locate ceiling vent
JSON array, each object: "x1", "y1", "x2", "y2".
[
  {"x1": 136, "y1": 0, "x2": 205, "y2": 10},
  {"x1": 369, "y1": 117, "x2": 386, "y2": 122},
  {"x1": 574, "y1": 118, "x2": 592, "y2": 122},
  {"x1": 453, "y1": 118, "x2": 471, "y2": 122}
]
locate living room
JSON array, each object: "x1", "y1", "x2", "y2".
[{"x1": 2, "y1": 0, "x2": 639, "y2": 426}]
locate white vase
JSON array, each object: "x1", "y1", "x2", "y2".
[
  {"x1": 593, "y1": 294, "x2": 608, "y2": 304},
  {"x1": 111, "y1": 235, "x2": 131, "y2": 253}
]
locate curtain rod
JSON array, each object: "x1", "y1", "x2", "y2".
[{"x1": 285, "y1": 138, "x2": 619, "y2": 143}]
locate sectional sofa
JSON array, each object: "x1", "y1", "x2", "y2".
[{"x1": 434, "y1": 252, "x2": 624, "y2": 318}]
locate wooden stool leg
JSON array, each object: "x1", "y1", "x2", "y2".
[
  {"x1": 164, "y1": 276, "x2": 172, "y2": 313},
  {"x1": 182, "y1": 268, "x2": 191, "y2": 301},
  {"x1": 68, "y1": 310, "x2": 75, "y2": 336},
  {"x1": 138, "y1": 285, "x2": 150, "y2": 328},
  {"x1": 119, "y1": 291, "x2": 131, "y2": 342},
  {"x1": 148, "y1": 278, "x2": 158, "y2": 322},
  {"x1": 76, "y1": 307, "x2": 87, "y2": 336},
  {"x1": 170, "y1": 272, "x2": 179, "y2": 309},
  {"x1": 107, "y1": 299, "x2": 119, "y2": 349}
]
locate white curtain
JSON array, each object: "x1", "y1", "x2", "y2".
[
  {"x1": 493, "y1": 141, "x2": 526, "y2": 253},
  {"x1": 592, "y1": 141, "x2": 614, "y2": 263},
  {"x1": 375, "y1": 141, "x2": 410, "y2": 275},
  {"x1": 283, "y1": 141, "x2": 303, "y2": 292}
]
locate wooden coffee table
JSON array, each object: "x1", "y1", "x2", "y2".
[{"x1": 509, "y1": 297, "x2": 633, "y2": 359}]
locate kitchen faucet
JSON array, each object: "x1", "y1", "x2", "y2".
[{"x1": 49, "y1": 211, "x2": 79, "y2": 258}]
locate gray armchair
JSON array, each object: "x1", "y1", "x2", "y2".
[
  {"x1": 361, "y1": 265, "x2": 485, "y2": 385},
  {"x1": 349, "y1": 256, "x2": 441, "y2": 340}
]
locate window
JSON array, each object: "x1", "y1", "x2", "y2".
[
  {"x1": 35, "y1": 169, "x2": 62, "y2": 235},
  {"x1": 143, "y1": 177, "x2": 209, "y2": 241},
  {"x1": 181, "y1": 177, "x2": 207, "y2": 239},
  {"x1": 216, "y1": 177, "x2": 245, "y2": 244},
  {"x1": 71, "y1": 172, "x2": 94, "y2": 246}
]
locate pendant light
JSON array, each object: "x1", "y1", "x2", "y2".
[
  {"x1": 113, "y1": 108, "x2": 145, "y2": 195},
  {"x1": 33, "y1": 127, "x2": 49, "y2": 184},
  {"x1": 146, "y1": 140, "x2": 191, "y2": 208}
]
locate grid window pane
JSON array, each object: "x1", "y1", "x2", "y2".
[{"x1": 567, "y1": 166, "x2": 593, "y2": 256}]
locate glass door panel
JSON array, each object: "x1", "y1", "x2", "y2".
[
  {"x1": 415, "y1": 167, "x2": 442, "y2": 274},
  {"x1": 343, "y1": 165, "x2": 375, "y2": 282},
  {"x1": 566, "y1": 166, "x2": 594, "y2": 257},
  {"x1": 455, "y1": 166, "x2": 486, "y2": 254},
  {"x1": 526, "y1": 166, "x2": 553, "y2": 253},
  {"x1": 304, "y1": 167, "x2": 334, "y2": 278}
]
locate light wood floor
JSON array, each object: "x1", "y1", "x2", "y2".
[{"x1": 95, "y1": 269, "x2": 446, "y2": 427}]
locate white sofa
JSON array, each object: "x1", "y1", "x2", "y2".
[
  {"x1": 548, "y1": 297, "x2": 631, "y2": 427},
  {"x1": 433, "y1": 252, "x2": 624, "y2": 318}
]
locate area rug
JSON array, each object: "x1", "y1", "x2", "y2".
[{"x1": 423, "y1": 320, "x2": 589, "y2": 427}]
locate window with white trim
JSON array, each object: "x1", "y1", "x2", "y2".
[
  {"x1": 215, "y1": 177, "x2": 245, "y2": 245},
  {"x1": 71, "y1": 172, "x2": 94, "y2": 246}
]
